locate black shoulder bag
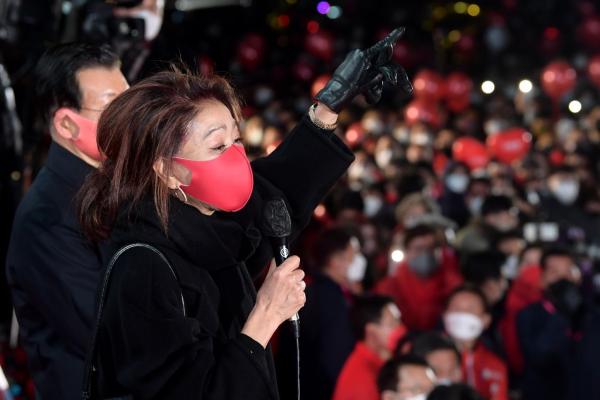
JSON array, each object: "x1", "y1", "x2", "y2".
[{"x1": 82, "y1": 243, "x2": 187, "y2": 400}]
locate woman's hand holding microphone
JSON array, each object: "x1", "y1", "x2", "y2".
[{"x1": 242, "y1": 256, "x2": 306, "y2": 348}]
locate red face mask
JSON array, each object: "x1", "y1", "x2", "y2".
[
  {"x1": 173, "y1": 144, "x2": 254, "y2": 212},
  {"x1": 59, "y1": 109, "x2": 104, "y2": 161}
]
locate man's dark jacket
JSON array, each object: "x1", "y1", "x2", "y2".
[
  {"x1": 517, "y1": 300, "x2": 600, "y2": 400},
  {"x1": 6, "y1": 143, "x2": 101, "y2": 399}
]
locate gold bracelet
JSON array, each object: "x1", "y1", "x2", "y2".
[{"x1": 308, "y1": 103, "x2": 338, "y2": 131}]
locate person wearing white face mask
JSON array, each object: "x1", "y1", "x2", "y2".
[
  {"x1": 377, "y1": 354, "x2": 437, "y2": 400},
  {"x1": 538, "y1": 166, "x2": 600, "y2": 244},
  {"x1": 443, "y1": 285, "x2": 509, "y2": 400},
  {"x1": 279, "y1": 227, "x2": 363, "y2": 400}
]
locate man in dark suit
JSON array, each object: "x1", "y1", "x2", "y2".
[
  {"x1": 5, "y1": 43, "x2": 128, "y2": 399},
  {"x1": 517, "y1": 246, "x2": 600, "y2": 400}
]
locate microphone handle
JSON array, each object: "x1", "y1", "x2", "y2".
[{"x1": 273, "y1": 239, "x2": 300, "y2": 336}]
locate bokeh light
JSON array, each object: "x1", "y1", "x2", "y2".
[
  {"x1": 518, "y1": 79, "x2": 533, "y2": 93},
  {"x1": 467, "y1": 4, "x2": 480, "y2": 17},
  {"x1": 316, "y1": 1, "x2": 330, "y2": 15},
  {"x1": 569, "y1": 100, "x2": 582, "y2": 113},
  {"x1": 391, "y1": 249, "x2": 405, "y2": 263},
  {"x1": 327, "y1": 6, "x2": 342, "y2": 19},
  {"x1": 307, "y1": 20, "x2": 319, "y2": 34},
  {"x1": 481, "y1": 80, "x2": 495, "y2": 94},
  {"x1": 454, "y1": 2, "x2": 468, "y2": 14}
]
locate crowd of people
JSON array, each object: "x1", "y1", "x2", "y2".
[{"x1": 246, "y1": 60, "x2": 600, "y2": 399}]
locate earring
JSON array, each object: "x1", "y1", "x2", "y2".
[{"x1": 175, "y1": 186, "x2": 188, "y2": 204}]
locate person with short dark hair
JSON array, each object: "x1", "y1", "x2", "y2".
[
  {"x1": 461, "y1": 251, "x2": 510, "y2": 362},
  {"x1": 426, "y1": 383, "x2": 485, "y2": 400},
  {"x1": 539, "y1": 165, "x2": 600, "y2": 242},
  {"x1": 443, "y1": 285, "x2": 508, "y2": 400},
  {"x1": 462, "y1": 252, "x2": 507, "y2": 309},
  {"x1": 410, "y1": 332, "x2": 463, "y2": 385},
  {"x1": 333, "y1": 295, "x2": 405, "y2": 400},
  {"x1": 292, "y1": 226, "x2": 365, "y2": 400},
  {"x1": 5, "y1": 42, "x2": 128, "y2": 399},
  {"x1": 375, "y1": 224, "x2": 463, "y2": 330},
  {"x1": 377, "y1": 354, "x2": 436, "y2": 400}
]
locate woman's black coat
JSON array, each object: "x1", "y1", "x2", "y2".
[{"x1": 94, "y1": 116, "x2": 354, "y2": 399}]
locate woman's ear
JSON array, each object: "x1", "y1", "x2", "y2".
[
  {"x1": 53, "y1": 108, "x2": 78, "y2": 140},
  {"x1": 153, "y1": 158, "x2": 182, "y2": 189}
]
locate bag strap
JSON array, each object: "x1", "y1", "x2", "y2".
[{"x1": 82, "y1": 243, "x2": 186, "y2": 400}]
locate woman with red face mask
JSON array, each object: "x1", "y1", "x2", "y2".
[{"x1": 77, "y1": 29, "x2": 411, "y2": 400}]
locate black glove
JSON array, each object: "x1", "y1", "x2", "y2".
[
  {"x1": 315, "y1": 27, "x2": 413, "y2": 113},
  {"x1": 546, "y1": 279, "x2": 584, "y2": 319}
]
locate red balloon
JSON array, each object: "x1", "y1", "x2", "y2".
[
  {"x1": 541, "y1": 61, "x2": 577, "y2": 99},
  {"x1": 413, "y1": 69, "x2": 446, "y2": 101},
  {"x1": 578, "y1": 15, "x2": 600, "y2": 51},
  {"x1": 452, "y1": 137, "x2": 489, "y2": 170},
  {"x1": 445, "y1": 72, "x2": 472, "y2": 112},
  {"x1": 237, "y1": 33, "x2": 266, "y2": 71},
  {"x1": 305, "y1": 31, "x2": 334, "y2": 61},
  {"x1": 404, "y1": 98, "x2": 441, "y2": 128},
  {"x1": 588, "y1": 55, "x2": 600, "y2": 87},
  {"x1": 487, "y1": 128, "x2": 532, "y2": 164},
  {"x1": 311, "y1": 74, "x2": 331, "y2": 98}
]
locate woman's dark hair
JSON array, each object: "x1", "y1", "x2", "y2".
[
  {"x1": 377, "y1": 354, "x2": 430, "y2": 393},
  {"x1": 78, "y1": 66, "x2": 243, "y2": 241},
  {"x1": 350, "y1": 294, "x2": 395, "y2": 340},
  {"x1": 35, "y1": 42, "x2": 120, "y2": 129}
]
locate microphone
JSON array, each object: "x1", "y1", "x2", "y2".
[{"x1": 262, "y1": 198, "x2": 300, "y2": 338}]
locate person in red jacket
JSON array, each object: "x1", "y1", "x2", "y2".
[
  {"x1": 376, "y1": 224, "x2": 463, "y2": 331},
  {"x1": 444, "y1": 285, "x2": 508, "y2": 400},
  {"x1": 333, "y1": 295, "x2": 406, "y2": 400}
]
